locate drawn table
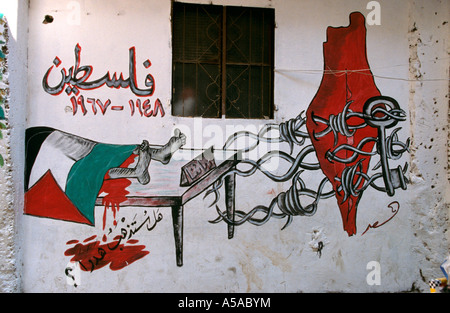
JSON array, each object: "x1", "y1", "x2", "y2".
[{"x1": 96, "y1": 149, "x2": 241, "y2": 266}]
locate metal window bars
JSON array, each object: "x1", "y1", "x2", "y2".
[{"x1": 172, "y1": 3, "x2": 275, "y2": 119}]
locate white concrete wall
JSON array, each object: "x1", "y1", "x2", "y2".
[
  {"x1": 0, "y1": 0, "x2": 28, "y2": 293},
  {"x1": 0, "y1": 0, "x2": 448, "y2": 292}
]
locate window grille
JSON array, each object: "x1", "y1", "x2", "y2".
[{"x1": 172, "y1": 2, "x2": 275, "y2": 119}]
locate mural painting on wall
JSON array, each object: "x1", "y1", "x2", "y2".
[
  {"x1": 209, "y1": 12, "x2": 410, "y2": 236},
  {"x1": 27, "y1": 43, "x2": 178, "y2": 271},
  {"x1": 24, "y1": 11, "x2": 410, "y2": 272}
]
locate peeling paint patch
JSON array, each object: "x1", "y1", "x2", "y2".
[
  {"x1": 0, "y1": 14, "x2": 17, "y2": 293},
  {"x1": 309, "y1": 227, "x2": 328, "y2": 258},
  {"x1": 0, "y1": 16, "x2": 9, "y2": 167}
]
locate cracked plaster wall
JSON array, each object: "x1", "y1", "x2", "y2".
[
  {"x1": 0, "y1": 0, "x2": 28, "y2": 293},
  {"x1": 0, "y1": 14, "x2": 17, "y2": 293},
  {"x1": 406, "y1": 0, "x2": 450, "y2": 287}
]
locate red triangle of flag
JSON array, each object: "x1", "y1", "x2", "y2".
[{"x1": 24, "y1": 170, "x2": 94, "y2": 225}]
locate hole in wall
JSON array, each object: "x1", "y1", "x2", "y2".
[{"x1": 43, "y1": 15, "x2": 54, "y2": 24}]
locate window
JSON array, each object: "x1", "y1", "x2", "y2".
[{"x1": 172, "y1": 2, "x2": 275, "y2": 119}]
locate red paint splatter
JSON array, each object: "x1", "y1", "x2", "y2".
[
  {"x1": 99, "y1": 153, "x2": 137, "y2": 230},
  {"x1": 64, "y1": 235, "x2": 149, "y2": 272},
  {"x1": 84, "y1": 235, "x2": 97, "y2": 242}
]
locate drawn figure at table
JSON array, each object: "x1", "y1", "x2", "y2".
[{"x1": 24, "y1": 127, "x2": 186, "y2": 226}]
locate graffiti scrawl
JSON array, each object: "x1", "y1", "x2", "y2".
[
  {"x1": 42, "y1": 44, "x2": 165, "y2": 117},
  {"x1": 43, "y1": 44, "x2": 155, "y2": 97},
  {"x1": 64, "y1": 209, "x2": 163, "y2": 272}
]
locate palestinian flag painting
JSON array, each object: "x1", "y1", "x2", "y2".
[{"x1": 24, "y1": 127, "x2": 138, "y2": 226}]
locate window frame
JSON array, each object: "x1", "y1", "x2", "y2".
[{"x1": 171, "y1": 2, "x2": 275, "y2": 119}]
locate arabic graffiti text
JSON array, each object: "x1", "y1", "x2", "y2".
[
  {"x1": 70, "y1": 95, "x2": 165, "y2": 117},
  {"x1": 64, "y1": 209, "x2": 163, "y2": 273},
  {"x1": 64, "y1": 236, "x2": 149, "y2": 272},
  {"x1": 43, "y1": 44, "x2": 165, "y2": 117}
]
